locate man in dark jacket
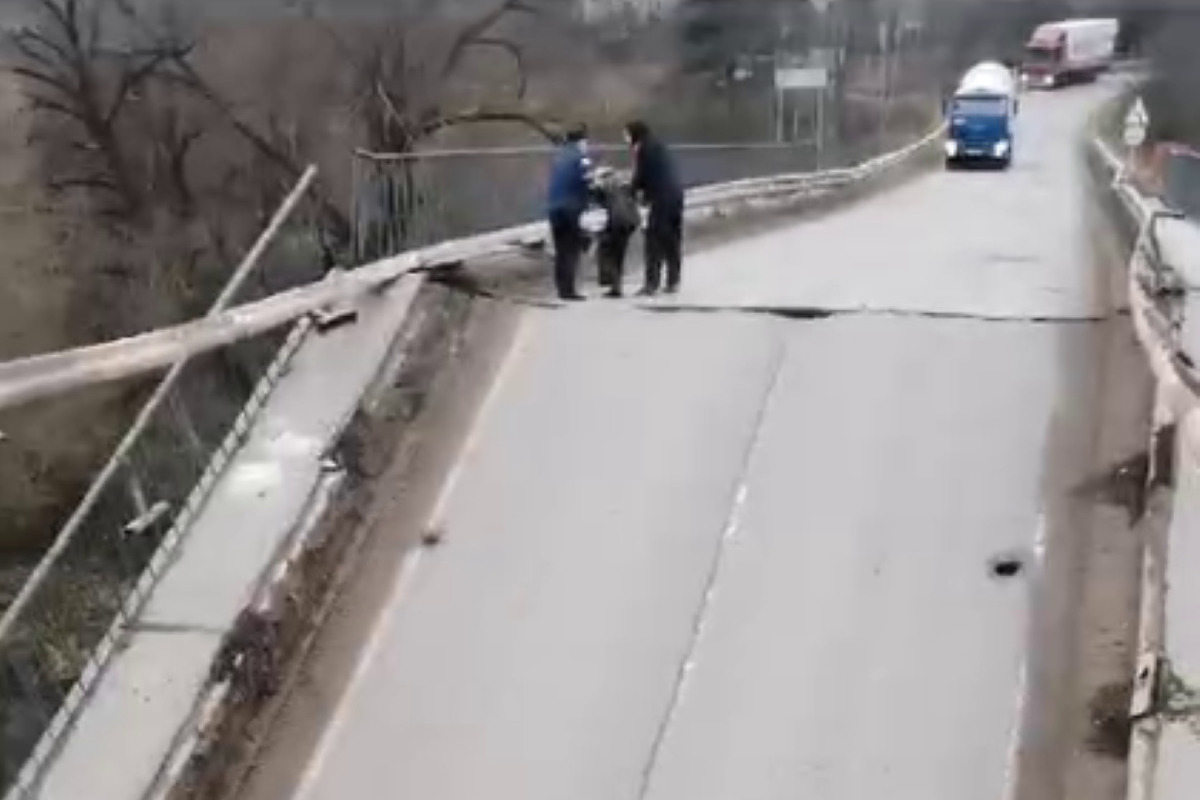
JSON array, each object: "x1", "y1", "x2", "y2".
[
  {"x1": 626, "y1": 120, "x2": 684, "y2": 295},
  {"x1": 546, "y1": 123, "x2": 593, "y2": 301}
]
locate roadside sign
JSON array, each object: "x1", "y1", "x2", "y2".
[
  {"x1": 1128, "y1": 98, "x2": 1149, "y2": 126},
  {"x1": 1123, "y1": 97, "x2": 1149, "y2": 148},
  {"x1": 775, "y1": 67, "x2": 828, "y2": 91},
  {"x1": 1124, "y1": 123, "x2": 1146, "y2": 149}
]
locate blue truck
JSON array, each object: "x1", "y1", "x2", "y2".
[{"x1": 944, "y1": 62, "x2": 1018, "y2": 169}]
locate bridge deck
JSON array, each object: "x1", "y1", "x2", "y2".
[
  {"x1": 26, "y1": 84, "x2": 1152, "y2": 800},
  {"x1": 239, "y1": 85, "x2": 1149, "y2": 800}
]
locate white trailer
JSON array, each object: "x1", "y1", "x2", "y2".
[{"x1": 1023, "y1": 18, "x2": 1119, "y2": 89}]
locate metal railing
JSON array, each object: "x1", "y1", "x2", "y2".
[
  {"x1": 353, "y1": 139, "x2": 826, "y2": 261},
  {"x1": 350, "y1": 112, "x2": 937, "y2": 262},
  {"x1": 0, "y1": 168, "x2": 323, "y2": 795}
]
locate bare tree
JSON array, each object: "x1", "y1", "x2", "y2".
[
  {"x1": 9, "y1": 0, "x2": 195, "y2": 219},
  {"x1": 332, "y1": 0, "x2": 562, "y2": 154}
]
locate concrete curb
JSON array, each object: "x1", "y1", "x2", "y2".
[
  {"x1": 143, "y1": 465, "x2": 346, "y2": 800},
  {"x1": 1089, "y1": 121, "x2": 1200, "y2": 800},
  {"x1": 149, "y1": 283, "x2": 491, "y2": 800}
]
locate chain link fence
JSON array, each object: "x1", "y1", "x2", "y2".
[{"x1": 0, "y1": 172, "x2": 328, "y2": 796}]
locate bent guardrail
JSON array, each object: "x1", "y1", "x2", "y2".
[{"x1": 0, "y1": 122, "x2": 946, "y2": 415}]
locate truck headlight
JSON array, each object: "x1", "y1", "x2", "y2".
[
  {"x1": 944, "y1": 141, "x2": 959, "y2": 157},
  {"x1": 993, "y1": 140, "x2": 1010, "y2": 157}
]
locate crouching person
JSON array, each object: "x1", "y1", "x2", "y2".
[{"x1": 590, "y1": 167, "x2": 640, "y2": 298}]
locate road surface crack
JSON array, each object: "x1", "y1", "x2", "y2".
[
  {"x1": 424, "y1": 273, "x2": 1129, "y2": 325},
  {"x1": 641, "y1": 304, "x2": 1130, "y2": 325},
  {"x1": 635, "y1": 328, "x2": 789, "y2": 800}
]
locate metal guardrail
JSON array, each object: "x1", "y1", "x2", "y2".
[
  {"x1": 0, "y1": 168, "x2": 321, "y2": 795},
  {"x1": 349, "y1": 120, "x2": 937, "y2": 262},
  {"x1": 0, "y1": 120, "x2": 946, "y2": 795},
  {"x1": 351, "y1": 139, "x2": 830, "y2": 261}
]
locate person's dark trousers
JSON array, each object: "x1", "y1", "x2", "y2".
[
  {"x1": 643, "y1": 198, "x2": 684, "y2": 293},
  {"x1": 549, "y1": 209, "x2": 584, "y2": 299},
  {"x1": 598, "y1": 230, "x2": 631, "y2": 295}
]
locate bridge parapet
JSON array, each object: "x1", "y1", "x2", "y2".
[{"x1": 1093, "y1": 113, "x2": 1200, "y2": 800}]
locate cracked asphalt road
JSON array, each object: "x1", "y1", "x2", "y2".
[{"x1": 239, "y1": 83, "x2": 1151, "y2": 800}]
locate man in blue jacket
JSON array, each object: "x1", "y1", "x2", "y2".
[
  {"x1": 626, "y1": 120, "x2": 684, "y2": 295},
  {"x1": 546, "y1": 124, "x2": 593, "y2": 301}
]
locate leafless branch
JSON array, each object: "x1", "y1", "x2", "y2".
[
  {"x1": 440, "y1": 0, "x2": 539, "y2": 81},
  {"x1": 10, "y1": 65, "x2": 76, "y2": 98},
  {"x1": 468, "y1": 36, "x2": 528, "y2": 98},
  {"x1": 11, "y1": 25, "x2": 76, "y2": 72},
  {"x1": 105, "y1": 45, "x2": 191, "y2": 125},
  {"x1": 25, "y1": 91, "x2": 90, "y2": 124},
  {"x1": 418, "y1": 107, "x2": 557, "y2": 141},
  {"x1": 48, "y1": 173, "x2": 119, "y2": 193}
]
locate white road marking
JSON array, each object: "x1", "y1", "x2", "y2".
[{"x1": 1002, "y1": 513, "x2": 1047, "y2": 800}]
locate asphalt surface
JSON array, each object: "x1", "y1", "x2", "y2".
[{"x1": 242, "y1": 83, "x2": 1149, "y2": 800}]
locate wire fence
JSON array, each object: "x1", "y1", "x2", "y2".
[
  {"x1": 0, "y1": 170, "x2": 328, "y2": 796},
  {"x1": 349, "y1": 107, "x2": 936, "y2": 263},
  {"x1": 353, "y1": 139, "x2": 819, "y2": 261}
]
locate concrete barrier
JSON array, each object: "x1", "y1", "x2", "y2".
[{"x1": 1091, "y1": 132, "x2": 1200, "y2": 800}]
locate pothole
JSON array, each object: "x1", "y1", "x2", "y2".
[
  {"x1": 988, "y1": 553, "x2": 1025, "y2": 579},
  {"x1": 421, "y1": 525, "x2": 446, "y2": 547}
]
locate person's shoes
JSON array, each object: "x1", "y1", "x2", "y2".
[
  {"x1": 559, "y1": 292, "x2": 586, "y2": 302},
  {"x1": 604, "y1": 288, "x2": 623, "y2": 299},
  {"x1": 664, "y1": 283, "x2": 680, "y2": 295},
  {"x1": 636, "y1": 286, "x2": 658, "y2": 297}
]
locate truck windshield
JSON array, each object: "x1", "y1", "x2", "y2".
[
  {"x1": 952, "y1": 97, "x2": 1008, "y2": 117},
  {"x1": 1025, "y1": 46, "x2": 1060, "y2": 66}
]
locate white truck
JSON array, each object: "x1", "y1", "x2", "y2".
[{"x1": 1022, "y1": 18, "x2": 1119, "y2": 89}]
